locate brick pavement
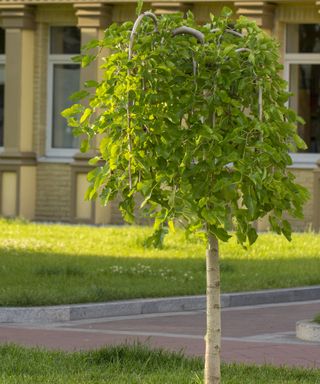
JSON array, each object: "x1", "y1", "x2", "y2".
[{"x1": 0, "y1": 300, "x2": 320, "y2": 368}]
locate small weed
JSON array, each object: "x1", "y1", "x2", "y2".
[
  {"x1": 313, "y1": 313, "x2": 320, "y2": 324},
  {"x1": 109, "y1": 263, "x2": 194, "y2": 281}
]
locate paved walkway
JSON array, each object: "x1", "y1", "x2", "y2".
[{"x1": 1, "y1": 300, "x2": 320, "y2": 368}]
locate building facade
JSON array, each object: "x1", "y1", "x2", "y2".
[{"x1": 0, "y1": 0, "x2": 320, "y2": 230}]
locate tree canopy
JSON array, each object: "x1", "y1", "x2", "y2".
[{"x1": 63, "y1": 9, "x2": 309, "y2": 247}]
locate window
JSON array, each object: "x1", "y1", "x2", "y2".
[
  {"x1": 0, "y1": 28, "x2": 5, "y2": 148},
  {"x1": 285, "y1": 24, "x2": 320, "y2": 166},
  {"x1": 47, "y1": 27, "x2": 81, "y2": 157}
]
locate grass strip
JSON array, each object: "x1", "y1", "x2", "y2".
[
  {"x1": 1, "y1": 219, "x2": 320, "y2": 306},
  {"x1": 0, "y1": 343, "x2": 319, "y2": 383}
]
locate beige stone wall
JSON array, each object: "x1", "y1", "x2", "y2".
[
  {"x1": 193, "y1": 2, "x2": 235, "y2": 23},
  {"x1": 287, "y1": 168, "x2": 315, "y2": 231},
  {"x1": 35, "y1": 163, "x2": 72, "y2": 221},
  {"x1": 112, "y1": 4, "x2": 136, "y2": 22},
  {"x1": 109, "y1": 197, "x2": 124, "y2": 225}
]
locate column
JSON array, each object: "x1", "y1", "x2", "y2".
[
  {"x1": 312, "y1": 1, "x2": 320, "y2": 232},
  {"x1": 234, "y1": 2, "x2": 276, "y2": 33},
  {"x1": 71, "y1": 2, "x2": 112, "y2": 224},
  {"x1": 313, "y1": 160, "x2": 320, "y2": 232},
  {"x1": 0, "y1": 5, "x2": 36, "y2": 219}
]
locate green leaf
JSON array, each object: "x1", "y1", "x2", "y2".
[
  {"x1": 80, "y1": 108, "x2": 92, "y2": 124},
  {"x1": 220, "y1": 6, "x2": 233, "y2": 17},
  {"x1": 61, "y1": 104, "x2": 83, "y2": 118},
  {"x1": 81, "y1": 54, "x2": 97, "y2": 68},
  {"x1": 269, "y1": 215, "x2": 281, "y2": 234},
  {"x1": 211, "y1": 227, "x2": 231, "y2": 242},
  {"x1": 82, "y1": 39, "x2": 100, "y2": 50},
  {"x1": 119, "y1": 198, "x2": 135, "y2": 224},
  {"x1": 168, "y1": 220, "x2": 175, "y2": 233},
  {"x1": 84, "y1": 80, "x2": 99, "y2": 88},
  {"x1": 69, "y1": 90, "x2": 90, "y2": 102},
  {"x1": 80, "y1": 139, "x2": 90, "y2": 153},
  {"x1": 109, "y1": 143, "x2": 120, "y2": 170},
  {"x1": 137, "y1": 180, "x2": 153, "y2": 195},
  {"x1": 88, "y1": 156, "x2": 101, "y2": 166},
  {"x1": 201, "y1": 208, "x2": 217, "y2": 225},
  {"x1": 100, "y1": 187, "x2": 116, "y2": 205},
  {"x1": 247, "y1": 227, "x2": 258, "y2": 245},
  {"x1": 143, "y1": 226, "x2": 168, "y2": 249},
  {"x1": 216, "y1": 106, "x2": 224, "y2": 117},
  {"x1": 293, "y1": 134, "x2": 307, "y2": 150},
  {"x1": 72, "y1": 55, "x2": 82, "y2": 63},
  {"x1": 85, "y1": 185, "x2": 97, "y2": 200},
  {"x1": 140, "y1": 194, "x2": 151, "y2": 209},
  {"x1": 281, "y1": 220, "x2": 292, "y2": 241}
]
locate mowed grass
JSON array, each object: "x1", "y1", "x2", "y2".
[
  {"x1": 0, "y1": 344, "x2": 319, "y2": 384},
  {"x1": 0, "y1": 218, "x2": 320, "y2": 306}
]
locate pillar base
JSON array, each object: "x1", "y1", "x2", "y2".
[
  {"x1": 71, "y1": 155, "x2": 111, "y2": 225},
  {"x1": 0, "y1": 151, "x2": 37, "y2": 219}
]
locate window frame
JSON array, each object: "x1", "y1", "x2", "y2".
[
  {"x1": 0, "y1": 52, "x2": 5, "y2": 152},
  {"x1": 284, "y1": 24, "x2": 320, "y2": 168},
  {"x1": 46, "y1": 27, "x2": 81, "y2": 158}
]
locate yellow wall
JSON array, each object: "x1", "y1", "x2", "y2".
[
  {"x1": 1, "y1": 172, "x2": 17, "y2": 217},
  {"x1": 35, "y1": 163, "x2": 72, "y2": 222}
]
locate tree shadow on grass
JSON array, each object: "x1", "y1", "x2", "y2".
[
  {"x1": 0, "y1": 247, "x2": 319, "y2": 306},
  {"x1": 0, "y1": 247, "x2": 205, "y2": 306}
]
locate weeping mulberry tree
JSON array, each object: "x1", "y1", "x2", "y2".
[{"x1": 63, "y1": 8, "x2": 309, "y2": 384}]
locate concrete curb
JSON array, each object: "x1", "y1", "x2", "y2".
[
  {"x1": 1, "y1": 285, "x2": 320, "y2": 324},
  {"x1": 296, "y1": 320, "x2": 320, "y2": 342}
]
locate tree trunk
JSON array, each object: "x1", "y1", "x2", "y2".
[{"x1": 204, "y1": 231, "x2": 221, "y2": 384}]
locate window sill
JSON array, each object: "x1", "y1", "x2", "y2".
[
  {"x1": 38, "y1": 156, "x2": 74, "y2": 164},
  {"x1": 290, "y1": 153, "x2": 320, "y2": 169}
]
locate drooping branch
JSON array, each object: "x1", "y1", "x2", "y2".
[
  {"x1": 172, "y1": 26, "x2": 205, "y2": 44},
  {"x1": 127, "y1": 12, "x2": 158, "y2": 189},
  {"x1": 235, "y1": 47, "x2": 251, "y2": 53},
  {"x1": 235, "y1": 47, "x2": 263, "y2": 122},
  {"x1": 129, "y1": 12, "x2": 158, "y2": 59},
  {"x1": 172, "y1": 26, "x2": 205, "y2": 99},
  {"x1": 258, "y1": 86, "x2": 263, "y2": 122},
  {"x1": 225, "y1": 29, "x2": 244, "y2": 38}
]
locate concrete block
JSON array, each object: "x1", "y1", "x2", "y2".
[
  {"x1": 296, "y1": 320, "x2": 320, "y2": 342},
  {"x1": 1, "y1": 285, "x2": 320, "y2": 324},
  {"x1": 0, "y1": 306, "x2": 70, "y2": 323},
  {"x1": 70, "y1": 301, "x2": 143, "y2": 320}
]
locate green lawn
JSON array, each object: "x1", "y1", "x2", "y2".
[
  {"x1": 0, "y1": 344, "x2": 319, "y2": 384},
  {"x1": 0, "y1": 218, "x2": 320, "y2": 306}
]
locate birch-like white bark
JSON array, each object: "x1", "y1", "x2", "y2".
[{"x1": 204, "y1": 232, "x2": 221, "y2": 384}]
